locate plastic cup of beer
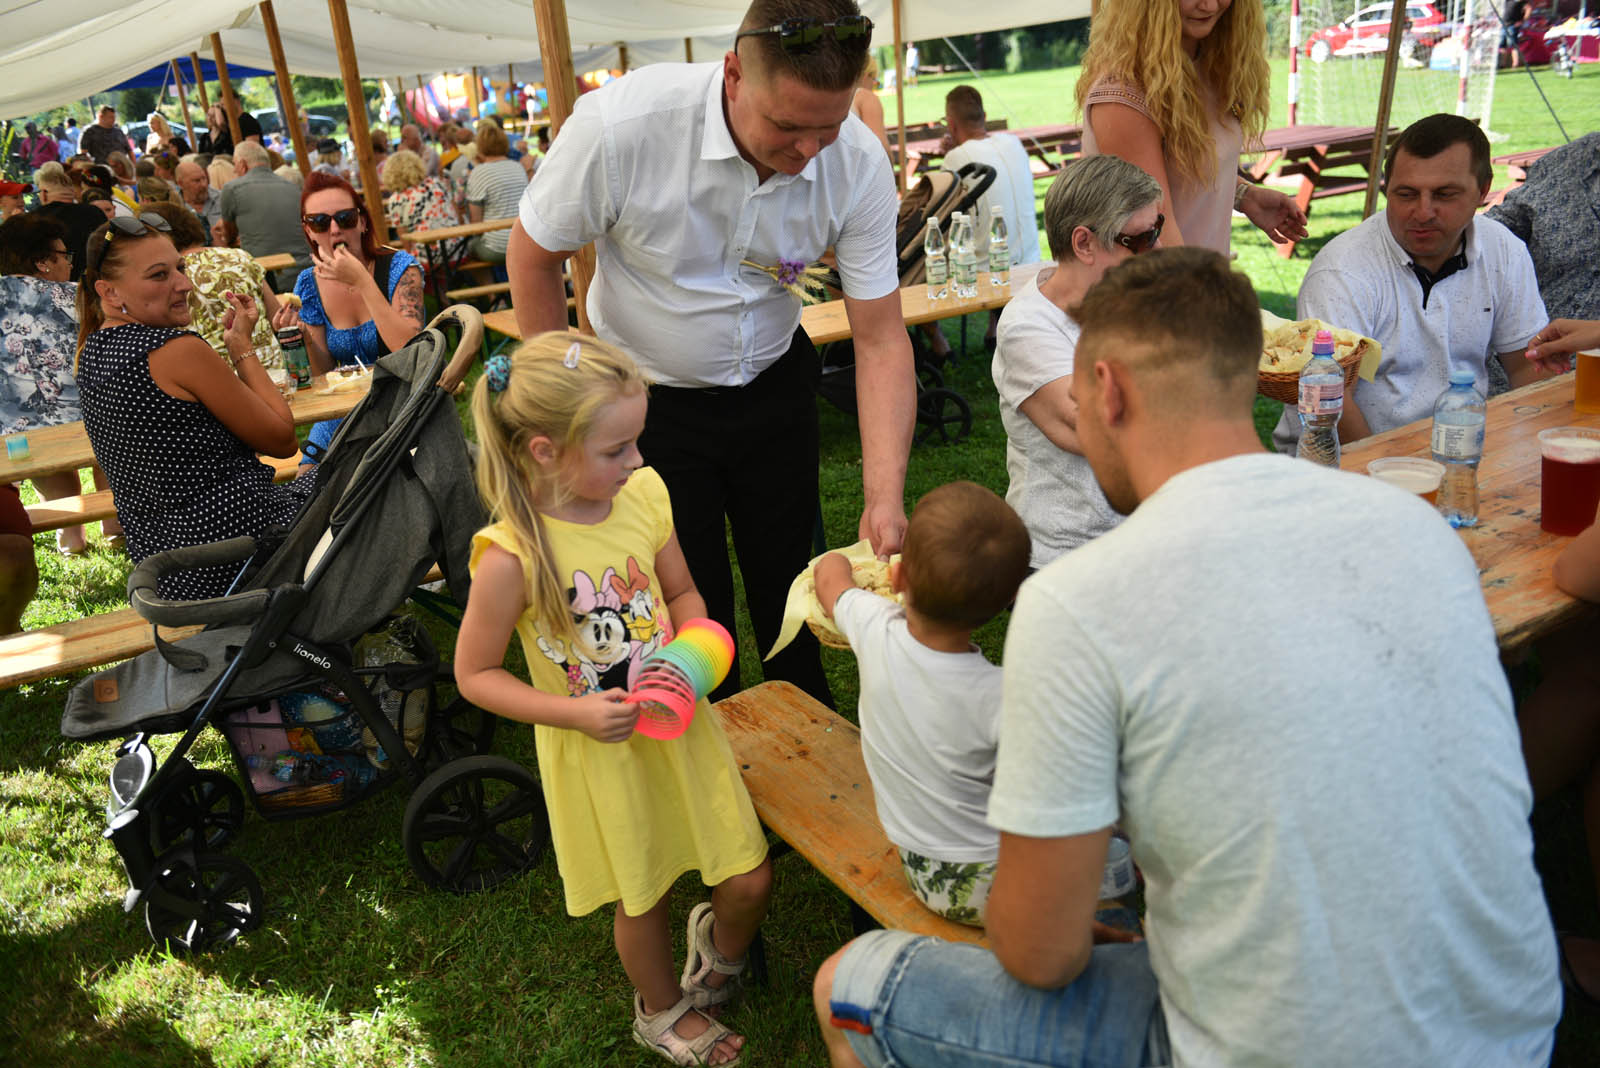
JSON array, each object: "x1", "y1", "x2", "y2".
[
  {"x1": 1539, "y1": 427, "x2": 1600, "y2": 536},
  {"x1": 1366, "y1": 457, "x2": 1444, "y2": 505},
  {"x1": 1576, "y1": 351, "x2": 1600, "y2": 415}
]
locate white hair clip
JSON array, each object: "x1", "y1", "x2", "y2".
[{"x1": 563, "y1": 342, "x2": 581, "y2": 369}]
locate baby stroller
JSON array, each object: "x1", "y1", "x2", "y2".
[
  {"x1": 60, "y1": 307, "x2": 550, "y2": 953},
  {"x1": 817, "y1": 161, "x2": 996, "y2": 446}
]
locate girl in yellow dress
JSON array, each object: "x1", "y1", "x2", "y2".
[{"x1": 455, "y1": 333, "x2": 770, "y2": 1067}]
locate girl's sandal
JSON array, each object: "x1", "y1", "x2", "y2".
[
  {"x1": 680, "y1": 901, "x2": 747, "y2": 1014},
  {"x1": 632, "y1": 990, "x2": 743, "y2": 1067}
]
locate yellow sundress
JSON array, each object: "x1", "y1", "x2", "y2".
[{"x1": 469, "y1": 467, "x2": 767, "y2": 917}]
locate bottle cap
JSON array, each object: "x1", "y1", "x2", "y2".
[
  {"x1": 1448, "y1": 369, "x2": 1476, "y2": 386},
  {"x1": 1311, "y1": 328, "x2": 1335, "y2": 356}
]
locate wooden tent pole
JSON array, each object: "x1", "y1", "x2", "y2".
[
  {"x1": 260, "y1": 0, "x2": 311, "y2": 176},
  {"x1": 172, "y1": 61, "x2": 196, "y2": 151},
  {"x1": 685, "y1": 37, "x2": 694, "y2": 62},
  {"x1": 531, "y1": 0, "x2": 593, "y2": 332},
  {"x1": 190, "y1": 53, "x2": 211, "y2": 114},
  {"x1": 892, "y1": 0, "x2": 908, "y2": 191},
  {"x1": 1361, "y1": 3, "x2": 1407, "y2": 219},
  {"x1": 468, "y1": 66, "x2": 482, "y2": 117},
  {"x1": 325, "y1": 0, "x2": 388, "y2": 237},
  {"x1": 210, "y1": 33, "x2": 245, "y2": 147},
  {"x1": 618, "y1": 44, "x2": 629, "y2": 72}
]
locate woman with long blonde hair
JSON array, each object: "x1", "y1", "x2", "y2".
[{"x1": 1076, "y1": 0, "x2": 1306, "y2": 254}]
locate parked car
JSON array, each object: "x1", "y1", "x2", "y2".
[
  {"x1": 125, "y1": 120, "x2": 207, "y2": 153},
  {"x1": 251, "y1": 108, "x2": 338, "y2": 138},
  {"x1": 1305, "y1": 2, "x2": 1447, "y2": 62}
]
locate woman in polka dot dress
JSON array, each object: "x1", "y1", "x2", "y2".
[{"x1": 75, "y1": 213, "x2": 315, "y2": 600}]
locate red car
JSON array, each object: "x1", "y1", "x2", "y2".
[{"x1": 1305, "y1": 2, "x2": 1448, "y2": 62}]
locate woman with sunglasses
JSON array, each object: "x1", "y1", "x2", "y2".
[
  {"x1": 991, "y1": 156, "x2": 1165, "y2": 570},
  {"x1": 292, "y1": 171, "x2": 424, "y2": 467},
  {"x1": 74, "y1": 213, "x2": 311, "y2": 600},
  {"x1": 1075, "y1": 0, "x2": 1306, "y2": 255}
]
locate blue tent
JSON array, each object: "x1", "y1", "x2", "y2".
[{"x1": 110, "y1": 59, "x2": 274, "y2": 93}]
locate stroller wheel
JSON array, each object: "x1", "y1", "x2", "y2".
[
  {"x1": 915, "y1": 388, "x2": 973, "y2": 446},
  {"x1": 144, "y1": 852, "x2": 264, "y2": 953},
  {"x1": 156, "y1": 768, "x2": 245, "y2": 852},
  {"x1": 403, "y1": 755, "x2": 548, "y2": 893},
  {"x1": 916, "y1": 360, "x2": 945, "y2": 391},
  {"x1": 426, "y1": 696, "x2": 497, "y2": 768}
]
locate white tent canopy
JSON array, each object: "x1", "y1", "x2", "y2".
[{"x1": 1, "y1": 0, "x2": 1092, "y2": 120}]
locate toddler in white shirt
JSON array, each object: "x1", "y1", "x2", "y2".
[{"x1": 814, "y1": 482, "x2": 1030, "y2": 926}]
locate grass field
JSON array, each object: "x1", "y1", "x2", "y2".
[{"x1": 4, "y1": 58, "x2": 1598, "y2": 1066}]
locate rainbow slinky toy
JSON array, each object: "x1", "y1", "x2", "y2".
[{"x1": 628, "y1": 618, "x2": 735, "y2": 739}]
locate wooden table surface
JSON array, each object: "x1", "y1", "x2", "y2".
[
  {"x1": 398, "y1": 217, "x2": 515, "y2": 244},
  {"x1": 481, "y1": 270, "x2": 1031, "y2": 347},
  {"x1": 0, "y1": 376, "x2": 371, "y2": 484},
  {"x1": 254, "y1": 252, "x2": 297, "y2": 272},
  {"x1": 1341, "y1": 374, "x2": 1598, "y2": 652}
]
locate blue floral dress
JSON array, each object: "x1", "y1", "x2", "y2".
[{"x1": 0, "y1": 276, "x2": 80, "y2": 435}]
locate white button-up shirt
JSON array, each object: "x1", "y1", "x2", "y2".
[{"x1": 519, "y1": 62, "x2": 900, "y2": 388}]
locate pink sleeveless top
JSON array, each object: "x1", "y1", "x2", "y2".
[{"x1": 1080, "y1": 74, "x2": 1243, "y2": 256}]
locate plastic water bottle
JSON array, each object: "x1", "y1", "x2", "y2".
[
  {"x1": 988, "y1": 205, "x2": 1010, "y2": 288},
  {"x1": 1431, "y1": 368, "x2": 1486, "y2": 528},
  {"x1": 952, "y1": 214, "x2": 979, "y2": 299},
  {"x1": 923, "y1": 218, "x2": 947, "y2": 302},
  {"x1": 1296, "y1": 329, "x2": 1343, "y2": 467}
]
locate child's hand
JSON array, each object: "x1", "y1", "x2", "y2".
[
  {"x1": 569, "y1": 689, "x2": 638, "y2": 743},
  {"x1": 813, "y1": 552, "x2": 853, "y2": 620}
]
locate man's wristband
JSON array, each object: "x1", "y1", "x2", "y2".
[{"x1": 1234, "y1": 181, "x2": 1250, "y2": 211}]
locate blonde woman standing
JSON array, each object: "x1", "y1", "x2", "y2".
[{"x1": 1077, "y1": 0, "x2": 1306, "y2": 254}]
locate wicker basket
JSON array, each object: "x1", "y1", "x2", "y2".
[
  {"x1": 806, "y1": 618, "x2": 852, "y2": 650},
  {"x1": 1257, "y1": 340, "x2": 1371, "y2": 406}
]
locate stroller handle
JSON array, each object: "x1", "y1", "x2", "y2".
[
  {"x1": 127, "y1": 537, "x2": 275, "y2": 627},
  {"x1": 427, "y1": 304, "x2": 485, "y2": 395}
]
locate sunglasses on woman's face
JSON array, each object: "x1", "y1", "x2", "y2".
[
  {"x1": 302, "y1": 208, "x2": 361, "y2": 232},
  {"x1": 1112, "y1": 213, "x2": 1164, "y2": 255},
  {"x1": 734, "y1": 14, "x2": 873, "y2": 52},
  {"x1": 87, "y1": 211, "x2": 174, "y2": 273}
]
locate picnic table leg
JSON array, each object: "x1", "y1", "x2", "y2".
[{"x1": 1274, "y1": 168, "x2": 1320, "y2": 259}]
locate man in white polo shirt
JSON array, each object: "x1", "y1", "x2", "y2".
[
  {"x1": 1275, "y1": 114, "x2": 1550, "y2": 454},
  {"x1": 507, "y1": 0, "x2": 914, "y2": 703}
]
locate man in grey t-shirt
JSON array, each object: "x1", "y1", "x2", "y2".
[
  {"x1": 815, "y1": 248, "x2": 1559, "y2": 1068},
  {"x1": 219, "y1": 141, "x2": 308, "y2": 290}
]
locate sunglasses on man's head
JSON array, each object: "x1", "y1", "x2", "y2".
[
  {"x1": 302, "y1": 208, "x2": 361, "y2": 232},
  {"x1": 735, "y1": 15, "x2": 873, "y2": 52},
  {"x1": 1111, "y1": 213, "x2": 1164, "y2": 255},
  {"x1": 87, "y1": 211, "x2": 174, "y2": 273}
]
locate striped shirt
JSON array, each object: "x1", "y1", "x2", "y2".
[{"x1": 464, "y1": 159, "x2": 528, "y2": 257}]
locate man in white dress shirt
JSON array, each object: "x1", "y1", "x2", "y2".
[{"x1": 507, "y1": 0, "x2": 915, "y2": 702}]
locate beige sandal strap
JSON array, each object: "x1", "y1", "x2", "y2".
[{"x1": 632, "y1": 991, "x2": 742, "y2": 1066}]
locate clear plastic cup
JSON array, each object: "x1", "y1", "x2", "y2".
[{"x1": 1366, "y1": 457, "x2": 1445, "y2": 506}]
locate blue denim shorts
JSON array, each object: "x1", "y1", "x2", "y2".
[{"x1": 829, "y1": 932, "x2": 1170, "y2": 1068}]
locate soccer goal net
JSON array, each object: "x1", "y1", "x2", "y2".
[{"x1": 1293, "y1": 0, "x2": 1502, "y2": 136}]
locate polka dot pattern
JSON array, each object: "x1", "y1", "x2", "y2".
[{"x1": 78, "y1": 323, "x2": 314, "y2": 601}]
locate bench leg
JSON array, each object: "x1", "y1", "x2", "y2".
[{"x1": 849, "y1": 901, "x2": 881, "y2": 938}]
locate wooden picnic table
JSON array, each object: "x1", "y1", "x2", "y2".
[
  {"x1": 254, "y1": 252, "x2": 297, "y2": 272},
  {"x1": 0, "y1": 376, "x2": 371, "y2": 485},
  {"x1": 480, "y1": 269, "x2": 1031, "y2": 348},
  {"x1": 901, "y1": 123, "x2": 1083, "y2": 178},
  {"x1": 1241, "y1": 124, "x2": 1398, "y2": 259},
  {"x1": 397, "y1": 217, "x2": 515, "y2": 244},
  {"x1": 1492, "y1": 147, "x2": 1557, "y2": 184},
  {"x1": 1340, "y1": 374, "x2": 1598, "y2": 653}
]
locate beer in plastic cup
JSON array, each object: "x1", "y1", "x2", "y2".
[
  {"x1": 1576, "y1": 351, "x2": 1600, "y2": 415},
  {"x1": 1366, "y1": 456, "x2": 1445, "y2": 506},
  {"x1": 1539, "y1": 427, "x2": 1600, "y2": 536}
]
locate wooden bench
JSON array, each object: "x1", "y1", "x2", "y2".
[
  {"x1": 713, "y1": 681, "x2": 986, "y2": 945},
  {"x1": 26, "y1": 455, "x2": 306, "y2": 534},
  {"x1": 0, "y1": 562, "x2": 445, "y2": 690}
]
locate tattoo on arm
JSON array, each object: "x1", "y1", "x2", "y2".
[{"x1": 394, "y1": 267, "x2": 425, "y2": 329}]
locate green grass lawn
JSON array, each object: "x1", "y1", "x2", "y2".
[{"x1": 4, "y1": 59, "x2": 1598, "y2": 1066}]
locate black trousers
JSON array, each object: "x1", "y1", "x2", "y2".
[{"x1": 638, "y1": 328, "x2": 833, "y2": 706}]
